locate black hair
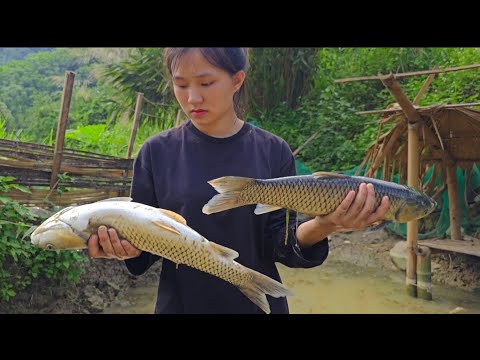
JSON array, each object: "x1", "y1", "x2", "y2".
[{"x1": 164, "y1": 48, "x2": 249, "y2": 117}]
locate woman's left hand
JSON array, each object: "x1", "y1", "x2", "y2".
[{"x1": 315, "y1": 182, "x2": 390, "y2": 232}]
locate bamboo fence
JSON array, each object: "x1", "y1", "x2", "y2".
[
  {"x1": 1, "y1": 71, "x2": 142, "y2": 207},
  {"x1": 0, "y1": 138, "x2": 133, "y2": 206}
]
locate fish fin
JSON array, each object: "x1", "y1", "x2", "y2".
[
  {"x1": 312, "y1": 171, "x2": 347, "y2": 178},
  {"x1": 96, "y1": 197, "x2": 133, "y2": 202},
  {"x1": 207, "y1": 176, "x2": 255, "y2": 193},
  {"x1": 254, "y1": 203, "x2": 283, "y2": 215},
  {"x1": 365, "y1": 220, "x2": 392, "y2": 234},
  {"x1": 152, "y1": 220, "x2": 181, "y2": 235},
  {"x1": 158, "y1": 208, "x2": 187, "y2": 225},
  {"x1": 202, "y1": 176, "x2": 254, "y2": 215},
  {"x1": 209, "y1": 241, "x2": 239, "y2": 260},
  {"x1": 238, "y1": 269, "x2": 294, "y2": 314}
]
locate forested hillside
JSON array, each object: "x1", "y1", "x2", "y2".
[
  {"x1": 2, "y1": 47, "x2": 480, "y2": 170},
  {"x1": 0, "y1": 48, "x2": 53, "y2": 66}
]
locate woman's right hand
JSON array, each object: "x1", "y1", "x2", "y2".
[{"x1": 88, "y1": 225, "x2": 142, "y2": 260}]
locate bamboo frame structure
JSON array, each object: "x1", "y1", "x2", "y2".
[{"x1": 335, "y1": 64, "x2": 480, "y2": 299}]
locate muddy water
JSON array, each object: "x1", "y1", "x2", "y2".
[
  {"x1": 102, "y1": 260, "x2": 480, "y2": 314},
  {"x1": 278, "y1": 261, "x2": 480, "y2": 314}
]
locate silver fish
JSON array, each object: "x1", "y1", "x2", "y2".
[{"x1": 30, "y1": 197, "x2": 293, "y2": 314}]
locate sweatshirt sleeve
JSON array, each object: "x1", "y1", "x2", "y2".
[
  {"x1": 124, "y1": 142, "x2": 161, "y2": 276},
  {"x1": 266, "y1": 141, "x2": 329, "y2": 268},
  {"x1": 269, "y1": 210, "x2": 329, "y2": 268}
]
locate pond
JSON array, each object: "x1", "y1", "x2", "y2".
[{"x1": 102, "y1": 260, "x2": 480, "y2": 314}]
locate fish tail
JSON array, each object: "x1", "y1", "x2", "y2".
[
  {"x1": 202, "y1": 176, "x2": 255, "y2": 215},
  {"x1": 239, "y1": 269, "x2": 294, "y2": 314}
]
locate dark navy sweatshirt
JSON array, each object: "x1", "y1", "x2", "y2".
[{"x1": 124, "y1": 120, "x2": 329, "y2": 314}]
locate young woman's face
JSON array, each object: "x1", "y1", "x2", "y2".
[{"x1": 171, "y1": 49, "x2": 245, "y2": 127}]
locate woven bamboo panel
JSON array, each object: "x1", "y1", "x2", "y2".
[{"x1": 0, "y1": 139, "x2": 134, "y2": 206}]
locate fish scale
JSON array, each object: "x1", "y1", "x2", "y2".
[
  {"x1": 203, "y1": 172, "x2": 437, "y2": 224},
  {"x1": 31, "y1": 199, "x2": 293, "y2": 314},
  {"x1": 105, "y1": 214, "x2": 248, "y2": 285},
  {"x1": 242, "y1": 176, "x2": 400, "y2": 216}
]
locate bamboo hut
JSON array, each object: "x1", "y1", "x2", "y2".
[{"x1": 336, "y1": 64, "x2": 480, "y2": 298}]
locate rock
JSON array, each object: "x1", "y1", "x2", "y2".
[
  {"x1": 106, "y1": 280, "x2": 121, "y2": 292},
  {"x1": 117, "y1": 299, "x2": 132, "y2": 307},
  {"x1": 389, "y1": 241, "x2": 407, "y2": 271},
  {"x1": 83, "y1": 285, "x2": 106, "y2": 313},
  {"x1": 449, "y1": 306, "x2": 467, "y2": 314}
]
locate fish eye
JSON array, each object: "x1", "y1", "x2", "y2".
[{"x1": 46, "y1": 244, "x2": 55, "y2": 250}]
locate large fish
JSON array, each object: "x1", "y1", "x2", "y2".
[
  {"x1": 30, "y1": 198, "x2": 293, "y2": 314},
  {"x1": 202, "y1": 172, "x2": 437, "y2": 225}
]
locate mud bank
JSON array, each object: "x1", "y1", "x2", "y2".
[{"x1": 2, "y1": 229, "x2": 479, "y2": 314}]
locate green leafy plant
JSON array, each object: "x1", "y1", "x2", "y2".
[{"x1": 0, "y1": 176, "x2": 87, "y2": 302}]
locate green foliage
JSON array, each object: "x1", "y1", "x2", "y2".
[
  {"x1": 0, "y1": 48, "x2": 125, "y2": 142},
  {"x1": 0, "y1": 48, "x2": 53, "y2": 66},
  {"x1": 64, "y1": 117, "x2": 170, "y2": 157},
  {"x1": 247, "y1": 48, "x2": 319, "y2": 113},
  {"x1": 254, "y1": 48, "x2": 480, "y2": 172},
  {"x1": 0, "y1": 116, "x2": 34, "y2": 142},
  {"x1": 0, "y1": 176, "x2": 87, "y2": 302},
  {"x1": 4, "y1": 46, "x2": 480, "y2": 176},
  {"x1": 98, "y1": 48, "x2": 179, "y2": 129}
]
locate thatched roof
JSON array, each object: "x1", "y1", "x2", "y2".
[{"x1": 358, "y1": 104, "x2": 480, "y2": 190}]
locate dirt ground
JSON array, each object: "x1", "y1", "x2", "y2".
[
  {"x1": 1, "y1": 229, "x2": 480, "y2": 314},
  {"x1": 328, "y1": 230, "x2": 480, "y2": 292},
  {"x1": 0, "y1": 257, "x2": 162, "y2": 314}
]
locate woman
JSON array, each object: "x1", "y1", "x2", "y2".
[{"x1": 88, "y1": 48, "x2": 390, "y2": 314}]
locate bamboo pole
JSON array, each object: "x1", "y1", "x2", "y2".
[
  {"x1": 380, "y1": 74, "x2": 420, "y2": 297},
  {"x1": 293, "y1": 131, "x2": 319, "y2": 157},
  {"x1": 446, "y1": 164, "x2": 462, "y2": 240},
  {"x1": 126, "y1": 92, "x2": 144, "y2": 159},
  {"x1": 406, "y1": 121, "x2": 420, "y2": 297},
  {"x1": 416, "y1": 246, "x2": 432, "y2": 301},
  {"x1": 122, "y1": 92, "x2": 144, "y2": 197},
  {"x1": 50, "y1": 71, "x2": 75, "y2": 190},
  {"x1": 356, "y1": 102, "x2": 480, "y2": 116},
  {"x1": 335, "y1": 63, "x2": 480, "y2": 84},
  {"x1": 412, "y1": 66, "x2": 439, "y2": 105}
]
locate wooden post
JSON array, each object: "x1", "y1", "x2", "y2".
[
  {"x1": 446, "y1": 164, "x2": 462, "y2": 240},
  {"x1": 126, "y1": 92, "x2": 144, "y2": 159},
  {"x1": 406, "y1": 121, "x2": 420, "y2": 297},
  {"x1": 121, "y1": 92, "x2": 144, "y2": 197},
  {"x1": 413, "y1": 66, "x2": 439, "y2": 105},
  {"x1": 416, "y1": 246, "x2": 432, "y2": 301},
  {"x1": 380, "y1": 73, "x2": 421, "y2": 298},
  {"x1": 50, "y1": 71, "x2": 75, "y2": 190}
]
